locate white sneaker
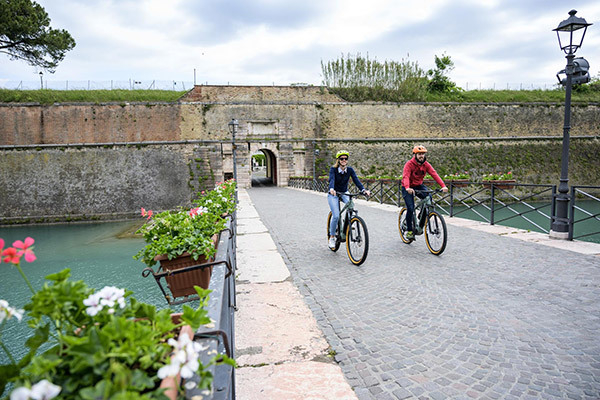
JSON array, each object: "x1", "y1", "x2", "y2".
[{"x1": 328, "y1": 237, "x2": 336, "y2": 248}]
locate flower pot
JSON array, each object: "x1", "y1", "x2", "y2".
[
  {"x1": 155, "y1": 235, "x2": 219, "y2": 297},
  {"x1": 160, "y1": 313, "x2": 194, "y2": 400},
  {"x1": 447, "y1": 179, "x2": 469, "y2": 188},
  {"x1": 482, "y1": 179, "x2": 516, "y2": 190},
  {"x1": 422, "y1": 179, "x2": 440, "y2": 187}
]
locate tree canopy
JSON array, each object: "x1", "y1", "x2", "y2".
[{"x1": 0, "y1": 0, "x2": 75, "y2": 72}]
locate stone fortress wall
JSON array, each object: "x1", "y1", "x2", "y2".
[{"x1": 1, "y1": 85, "x2": 599, "y2": 223}]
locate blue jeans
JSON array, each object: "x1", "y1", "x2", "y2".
[
  {"x1": 328, "y1": 193, "x2": 349, "y2": 236},
  {"x1": 401, "y1": 184, "x2": 429, "y2": 232}
]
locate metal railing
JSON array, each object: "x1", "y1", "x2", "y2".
[
  {"x1": 1, "y1": 79, "x2": 193, "y2": 91},
  {"x1": 141, "y1": 215, "x2": 237, "y2": 399},
  {"x1": 570, "y1": 186, "x2": 600, "y2": 241},
  {"x1": 289, "y1": 177, "x2": 600, "y2": 242}
]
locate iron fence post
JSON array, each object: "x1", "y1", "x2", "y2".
[
  {"x1": 569, "y1": 186, "x2": 575, "y2": 240},
  {"x1": 398, "y1": 180, "x2": 402, "y2": 207},
  {"x1": 449, "y1": 183, "x2": 454, "y2": 217},
  {"x1": 490, "y1": 184, "x2": 495, "y2": 225}
]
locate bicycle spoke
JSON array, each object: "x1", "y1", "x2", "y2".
[{"x1": 346, "y1": 216, "x2": 369, "y2": 265}]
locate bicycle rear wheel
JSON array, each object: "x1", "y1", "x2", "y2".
[
  {"x1": 398, "y1": 207, "x2": 413, "y2": 244},
  {"x1": 326, "y1": 211, "x2": 340, "y2": 252},
  {"x1": 424, "y1": 211, "x2": 447, "y2": 255},
  {"x1": 346, "y1": 216, "x2": 369, "y2": 265}
]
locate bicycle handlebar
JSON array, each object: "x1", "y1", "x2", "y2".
[
  {"x1": 412, "y1": 188, "x2": 443, "y2": 195},
  {"x1": 332, "y1": 191, "x2": 370, "y2": 198}
]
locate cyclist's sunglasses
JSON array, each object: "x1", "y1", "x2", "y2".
[{"x1": 338, "y1": 157, "x2": 348, "y2": 160}]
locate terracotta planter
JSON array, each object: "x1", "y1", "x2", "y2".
[
  {"x1": 155, "y1": 234, "x2": 219, "y2": 297},
  {"x1": 447, "y1": 179, "x2": 469, "y2": 188},
  {"x1": 160, "y1": 313, "x2": 194, "y2": 400},
  {"x1": 482, "y1": 179, "x2": 516, "y2": 190},
  {"x1": 422, "y1": 179, "x2": 440, "y2": 187}
]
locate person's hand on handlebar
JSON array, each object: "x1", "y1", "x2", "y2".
[
  {"x1": 362, "y1": 189, "x2": 371, "y2": 197},
  {"x1": 441, "y1": 186, "x2": 448, "y2": 193},
  {"x1": 329, "y1": 188, "x2": 336, "y2": 196},
  {"x1": 406, "y1": 187, "x2": 415, "y2": 195}
]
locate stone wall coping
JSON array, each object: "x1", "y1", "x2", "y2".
[
  {"x1": 3, "y1": 101, "x2": 599, "y2": 107},
  {"x1": 1, "y1": 135, "x2": 597, "y2": 150}
]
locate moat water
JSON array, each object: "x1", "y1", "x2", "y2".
[{"x1": 0, "y1": 221, "x2": 179, "y2": 367}]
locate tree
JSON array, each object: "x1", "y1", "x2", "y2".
[
  {"x1": 321, "y1": 53, "x2": 428, "y2": 101},
  {"x1": 427, "y1": 53, "x2": 460, "y2": 93},
  {"x1": 0, "y1": 0, "x2": 75, "y2": 72}
]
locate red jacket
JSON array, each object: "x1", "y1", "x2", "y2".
[{"x1": 402, "y1": 157, "x2": 445, "y2": 188}]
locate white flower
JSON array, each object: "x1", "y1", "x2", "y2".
[
  {"x1": 0, "y1": 299, "x2": 24, "y2": 323},
  {"x1": 157, "y1": 334, "x2": 204, "y2": 379},
  {"x1": 184, "y1": 381, "x2": 197, "y2": 390},
  {"x1": 83, "y1": 293, "x2": 102, "y2": 316},
  {"x1": 10, "y1": 387, "x2": 31, "y2": 400},
  {"x1": 83, "y1": 286, "x2": 126, "y2": 316},
  {"x1": 30, "y1": 380, "x2": 61, "y2": 400},
  {"x1": 11, "y1": 380, "x2": 61, "y2": 400},
  {"x1": 157, "y1": 363, "x2": 180, "y2": 379}
]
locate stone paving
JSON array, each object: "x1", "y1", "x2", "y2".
[{"x1": 246, "y1": 186, "x2": 600, "y2": 400}]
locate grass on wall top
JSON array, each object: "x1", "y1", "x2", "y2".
[
  {"x1": 0, "y1": 89, "x2": 187, "y2": 104},
  {"x1": 1, "y1": 88, "x2": 600, "y2": 104}
]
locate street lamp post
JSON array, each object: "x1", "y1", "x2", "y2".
[
  {"x1": 228, "y1": 118, "x2": 239, "y2": 203},
  {"x1": 312, "y1": 141, "x2": 319, "y2": 190},
  {"x1": 550, "y1": 9, "x2": 592, "y2": 240},
  {"x1": 39, "y1": 72, "x2": 43, "y2": 89}
]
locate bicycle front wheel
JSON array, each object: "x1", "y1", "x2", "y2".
[
  {"x1": 398, "y1": 207, "x2": 412, "y2": 244},
  {"x1": 424, "y1": 211, "x2": 447, "y2": 255},
  {"x1": 346, "y1": 216, "x2": 369, "y2": 265},
  {"x1": 326, "y1": 211, "x2": 340, "y2": 252}
]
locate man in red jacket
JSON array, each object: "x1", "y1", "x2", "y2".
[{"x1": 401, "y1": 145, "x2": 448, "y2": 240}]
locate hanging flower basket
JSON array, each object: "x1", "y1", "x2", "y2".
[
  {"x1": 482, "y1": 180, "x2": 516, "y2": 190},
  {"x1": 154, "y1": 234, "x2": 220, "y2": 297}
]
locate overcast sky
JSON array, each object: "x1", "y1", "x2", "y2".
[{"x1": 1, "y1": 0, "x2": 599, "y2": 90}]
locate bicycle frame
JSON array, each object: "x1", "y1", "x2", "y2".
[
  {"x1": 336, "y1": 194, "x2": 357, "y2": 240},
  {"x1": 411, "y1": 190, "x2": 438, "y2": 235}
]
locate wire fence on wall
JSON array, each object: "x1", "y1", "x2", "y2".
[
  {"x1": 0, "y1": 80, "x2": 195, "y2": 91},
  {"x1": 0, "y1": 79, "x2": 560, "y2": 91}
]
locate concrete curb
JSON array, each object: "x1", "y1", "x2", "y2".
[{"x1": 234, "y1": 188, "x2": 358, "y2": 400}]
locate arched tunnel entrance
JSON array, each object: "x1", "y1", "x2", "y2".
[{"x1": 251, "y1": 149, "x2": 277, "y2": 187}]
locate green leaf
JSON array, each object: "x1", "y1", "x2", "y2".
[{"x1": 0, "y1": 363, "x2": 20, "y2": 396}]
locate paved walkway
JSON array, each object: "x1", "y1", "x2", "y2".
[{"x1": 235, "y1": 187, "x2": 600, "y2": 399}]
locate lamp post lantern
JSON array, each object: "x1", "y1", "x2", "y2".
[
  {"x1": 228, "y1": 118, "x2": 239, "y2": 202},
  {"x1": 550, "y1": 10, "x2": 592, "y2": 239}
]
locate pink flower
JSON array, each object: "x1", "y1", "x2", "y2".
[
  {"x1": 141, "y1": 208, "x2": 153, "y2": 220},
  {"x1": 2, "y1": 247, "x2": 21, "y2": 265},
  {"x1": 13, "y1": 237, "x2": 36, "y2": 263}
]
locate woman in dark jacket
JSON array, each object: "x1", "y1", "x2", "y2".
[{"x1": 327, "y1": 150, "x2": 370, "y2": 249}]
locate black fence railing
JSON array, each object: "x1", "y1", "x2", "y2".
[
  {"x1": 289, "y1": 177, "x2": 600, "y2": 243},
  {"x1": 570, "y1": 186, "x2": 600, "y2": 241}
]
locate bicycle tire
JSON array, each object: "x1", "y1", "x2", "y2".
[
  {"x1": 397, "y1": 207, "x2": 413, "y2": 244},
  {"x1": 424, "y1": 211, "x2": 447, "y2": 255},
  {"x1": 326, "y1": 211, "x2": 341, "y2": 252},
  {"x1": 345, "y1": 215, "x2": 369, "y2": 265}
]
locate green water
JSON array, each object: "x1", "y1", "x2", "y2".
[
  {"x1": 0, "y1": 221, "x2": 180, "y2": 366},
  {"x1": 444, "y1": 200, "x2": 600, "y2": 243}
]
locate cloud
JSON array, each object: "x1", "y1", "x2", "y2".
[{"x1": 1, "y1": 0, "x2": 599, "y2": 88}]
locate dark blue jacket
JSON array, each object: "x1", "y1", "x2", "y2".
[{"x1": 328, "y1": 166, "x2": 365, "y2": 193}]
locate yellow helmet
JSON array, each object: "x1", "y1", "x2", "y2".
[
  {"x1": 412, "y1": 145, "x2": 427, "y2": 154},
  {"x1": 336, "y1": 150, "x2": 349, "y2": 159}
]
